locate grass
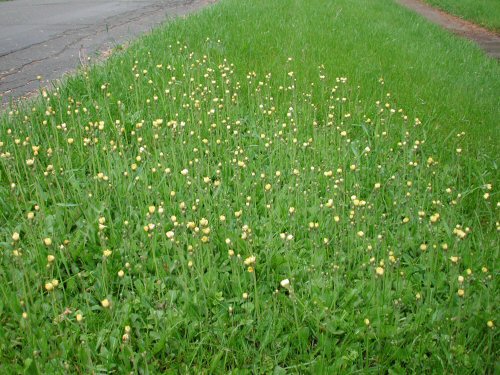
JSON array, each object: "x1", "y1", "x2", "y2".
[
  {"x1": 424, "y1": 0, "x2": 500, "y2": 32},
  {"x1": 0, "y1": 0, "x2": 499, "y2": 372}
]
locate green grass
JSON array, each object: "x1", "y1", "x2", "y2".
[
  {"x1": 0, "y1": 0, "x2": 499, "y2": 372},
  {"x1": 424, "y1": 0, "x2": 500, "y2": 32}
]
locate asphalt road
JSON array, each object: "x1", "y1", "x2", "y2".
[{"x1": 0, "y1": 0, "x2": 213, "y2": 105}]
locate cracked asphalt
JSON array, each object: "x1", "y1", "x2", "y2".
[{"x1": 0, "y1": 0, "x2": 214, "y2": 105}]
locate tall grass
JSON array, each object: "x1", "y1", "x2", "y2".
[
  {"x1": 425, "y1": 0, "x2": 500, "y2": 32},
  {"x1": 0, "y1": 0, "x2": 498, "y2": 372}
]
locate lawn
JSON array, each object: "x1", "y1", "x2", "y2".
[
  {"x1": 424, "y1": 0, "x2": 500, "y2": 32},
  {"x1": 0, "y1": 0, "x2": 498, "y2": 372}
]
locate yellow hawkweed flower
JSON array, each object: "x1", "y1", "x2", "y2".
[
  {"x1": 243, "y1": 255, "x2": 256, "y2": 266},
  {"x1": 280, "y1": 279, "x2": 290, "y2": 289}
]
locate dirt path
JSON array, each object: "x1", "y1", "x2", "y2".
[
  {"x1": 0, "y1": 0, "x2": 216, "y2": 105},
  {"x1": 397, "y1": 0, "x2": 500, "y2": 59}
]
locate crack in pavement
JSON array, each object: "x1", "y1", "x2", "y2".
[
  {"x1": 0, "y1": 25, "x2": 94, "y2": 59},
  {"x1": 1, "y1": 0, "x2": 216, "y2": 105},
  {"x1": 1, "y1": 3, "x2": 166, "y2": 79}
]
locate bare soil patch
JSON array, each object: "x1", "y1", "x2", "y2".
[{"x1": 398, "y1": 0, "x2": 500, "y2": 59}]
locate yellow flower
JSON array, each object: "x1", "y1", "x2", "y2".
[
  {"x1": 430, "y1": 213, "x2": 440, "y2": 223},
  {"x1": 243, "y1": 255, "x2": 256, "y2": 266},
  {"x1": 280, "y1": 279, "x2": 290, "y2": 289},
  {"x1": 101, "y1": 299, "x2": 111, "y2": 308},
  {"x1": 43, "y1": 237, "x2": 52, "y2": 246},
  {"x1": 453, "y1": 228, "x2": 467, "y2": 239},
  {"x1": 12, "y1": 232, "x2": 20, "y2": 242},
  {"x1": 375, "y1": 267, "x2": 384, "y2": 276}
]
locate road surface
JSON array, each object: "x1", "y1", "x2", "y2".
[{"x1": 0, "y1": 0, "x2": 213, "y2": 105}]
